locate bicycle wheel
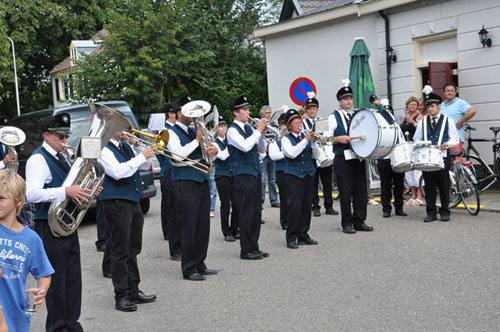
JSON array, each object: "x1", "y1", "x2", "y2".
[
  {"x1": 448, "y1": 171, "x2": 461, "y2": 209},
  {"x1": 466, "y1": 155, "x2": 489, "y2": 191},
  {"x1": 460, "y1": 172, "x2": 480, "y2": 215}
]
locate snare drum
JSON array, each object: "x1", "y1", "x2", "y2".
[
  {"x1": 413, "y1": 144, "x2": 444, "y2": 171},
  {"x1": 390, "y1": 142, "x2": 413, "y2": 173},
  {"x1": 349, "y1": 109, "x2": 397, "y2": 159}
]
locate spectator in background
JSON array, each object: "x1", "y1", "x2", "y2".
[{"x1": 259, "y1": 105, "x2": 279, "y2": 208}]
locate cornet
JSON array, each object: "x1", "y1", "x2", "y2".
[
  {"x1": 249, "y1": 117, "x2": 281, "y2": 143},
  {"x1": 0, "y1": 126, "x2": 26, "y2": 173}
]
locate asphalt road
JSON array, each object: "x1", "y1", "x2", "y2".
[{"x1": 30, "y1": 185, "x2": 500, "y2": 332}]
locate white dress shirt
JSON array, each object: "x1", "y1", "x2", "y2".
[
  {"x1": 26, "y1": 142, "x2": 68, "y2": 203},
  {"x1": 326, "y1": 109, "x2": 353, "y2": 137},
  {"x1": 281, "y1": 132, "x2": 321, "y2": 159},
  {"x1": 97, "y1": 139, "x2": 151, "y2": 181},
  {"x1": 214, "y1": 137, "x2": 229, "y2": 161},
  {"x1": 227, "y1": 119, "x2": 266, "y2": 154},
  {"x1": 166, "y1": 121, "x2": 201, "y2": 160},
  {"x1": 268, "y1": 141, "x2": 284, "y2": 161},
  {"x1": 413, "y1": 113, "x2": 459, "y2": 146}
]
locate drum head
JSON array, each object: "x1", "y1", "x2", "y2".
[{"x1": 349, "y1": 110, "x2": 380, "y2": 158}]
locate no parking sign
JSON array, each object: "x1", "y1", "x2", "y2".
[{"x1": 289, "y1": 77, "x2": 317, "y2": 106}]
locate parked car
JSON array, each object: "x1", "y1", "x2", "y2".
[{"x1": 10, "y1": 101, "x2": 157, "y2": 214}]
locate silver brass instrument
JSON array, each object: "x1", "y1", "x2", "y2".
[
  {"x1": 249, "y1": 117, "x2": 281, "y2": 143},
  {"x1": 181, "y1": 100, "x2": 213, "y2": 168},
  {"x1": 48, "y1": 103, "x2": 131, "y2": 237},
  {"x1": 0, "y1": 126, "x2": 26, "y2": 172}
]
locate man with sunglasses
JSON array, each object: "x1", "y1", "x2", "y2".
[{"x1": 26, "y1": 113, "x2": 93, "y2": 331}]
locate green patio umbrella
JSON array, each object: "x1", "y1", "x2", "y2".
[{"x1": 348, "y1": 38, "x2": 376, "y2": 109}]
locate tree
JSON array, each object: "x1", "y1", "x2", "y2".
[
  {"x1": 0, "y1": 0, "x2": 119, "y2": 117},
  {"x1": 72, "y1": 0, "x2": 270, "y2": 123}
]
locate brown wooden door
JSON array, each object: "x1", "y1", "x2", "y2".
[{"x1": 428, "y1": 62, "x2": 454, "y2": 98}]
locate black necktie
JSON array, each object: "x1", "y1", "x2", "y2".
[
  {"x1": 244, "y1": 124, "x2": 252, "y2": 137},
  {"x1": 306, "y1": 119, "x2": 313, "y2": 130},
  {"x1": 346, "y1": 113, "x2": 353, "y2": 123},
  {"x1": 119, "y1": 142, "x2": 132, "y2": 161},
  {"x1": 432, "y1": 117, "x2": 438, "y2": 126},
  {"x1": 187, "y1": 127, "x2": 196, "y2": 140},
  {"x1": 56, "y1": 152, "x2": 71, "y2": 172}
]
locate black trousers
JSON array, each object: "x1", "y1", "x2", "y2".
[
  {"x1": 34, "y1": 221, "x2": 83, "y2": 332},
  {"x1": 334, "y1": 155, "x2": 368, "y2": 229},
  {"x1": 173, "y1": 180, "x2": 210, "y2": 277},
  {"x1": 159, "y1": 169, "x2": 170, "y2": 240},
  {"x1": 275, "y1": 171, "x2": 288, "y2": 228},
  {"x1": 234, "y1": 174, "x2": 262, "y2": 254},
  {"x1": 166, "y1": 169, "x2": 182, "y2": 257},
  {"x1": 377, "y1": 159, "x2": 405, "y2": 213},
  {"x1": 312, "y1": 164, "x2": 333, "y2": 211},
  {"x1": 97, "y1": 199, "x2": 111, "y2": 276},
  {"x1": 215, "y1": 175, "x2": 240, "y2": 237},
  {"x1": 95, "y1": 199, "x2": 109, "y2": 249},
  {"x1": 285, "y1": 174, "x2": 313, "y2": 243},
  {"x1": 103, "y1": 199, "x2": 144, "y2": 301},
  {"x1": 423, "y1": 156, "x2": 452, "y2": 217}
]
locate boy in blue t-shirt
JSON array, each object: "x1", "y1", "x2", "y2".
[{"x1": 0, "y1": 170, "x2": 54, "y2": 332}]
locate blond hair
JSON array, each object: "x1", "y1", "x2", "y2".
[
  {"x1": 0, "y1": 170, "x2": 25, "y2": 215},
  {"x1": 405, "y1": 96, "x2": 419, "y2": 107}
]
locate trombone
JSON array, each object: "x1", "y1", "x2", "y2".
[{"x1": 123, "y1": 129, "x2": 210, "y2": 174}]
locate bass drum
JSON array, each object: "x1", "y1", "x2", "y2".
[{"x1": 349, "y1": 109, "x2": 397, "y2": 159}]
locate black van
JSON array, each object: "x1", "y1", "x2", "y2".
[{"x1": 10, "y1": 101, "x2": 156, "y2": 214}]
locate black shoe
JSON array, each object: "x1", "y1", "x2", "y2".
[
  {"x1": 130, "y1": 291, "x2": 157, "y2": 304},
  {"x1": 395, "y1": 210, "x2": 408, "y2": 217},
  {"x1": 96, "y1": 244, "x2": 106, "y2": 252},
  {"x1": 440, "y1": 214, "x2": 450, "y2": 222},
  {"x1": 354, "y1": 223, "x2": 374, "y2": 232},
  {"x1": 200, "y1": 269, "x2": 218, "y2": 276},
  {"x1": 103, "y1": 271, "x2": 112, "y2": 278},
  {"x1": 287, "y1": 241, "x2": 299, "y2": 249},
  {"x1": 261, "y1": 220, "x2": 266, "y2": 224},
  {"x1": 240, "y1": 252, "x2": 263, "y2": 260},
  {"x1": 298, "y1": 238, "x2": 318, "y2": 245},
  {"x1": 383, "y1": 211, "x2": 391, "y2": 218},
  {"x1": 184, "y1": 273, "x2": 206, "y2": 281},
  {"x1": 424, "y1": 215, "x2": 437, "y2": 222},
  {"x1": 281, "y1": 225, "x2": 287, "y2": 230},
  {"x1": 312, "y1": 210, "x2": 321, "y2": 217},
  {"x1": 170, "y1": 253, "x2": 182, "y2": 261},
  {"x1": 115, "y1": 298, "x2": 137, "y2": 312},
  {"x1": 233, "y1": 233, "x2": 240, "y2": 239},
  {"x1": 343, "y1": 225, "x2": 356, "y2": 234},
  {"x1": 253, "y1": 250, "x2": 269, "y2": 258},
  {"x1": 271, "y1": 202, "x2": 280, "y2": 208},
  {"x1": 325, "y1": 208, "x2": 339, "y2": 215},
  {"x1": 225, "y1": 235, "x2": 236, "y2": 242}
]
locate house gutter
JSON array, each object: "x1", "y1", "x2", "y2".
[{"x1": 379, "y1": 10, "x2": 393, "y2": 106}]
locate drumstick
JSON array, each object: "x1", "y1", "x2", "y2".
[
  {"x1": 405, "y1": 131, "x2": 410, "y2": 141},
  {"x1": 350, "y1": 135, "x2": 366, "y2": 140}
]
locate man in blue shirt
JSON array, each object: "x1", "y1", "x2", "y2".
[{"x1": 440, "y1": 82, "x2": 477, "y2": 152}]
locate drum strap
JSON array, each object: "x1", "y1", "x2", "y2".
[
  {"x1": 423, "y1": 114, "x2": 448, "y2": 145},
  {"x1": 335, "y1": 110, "x2": 349, "y2": 133}
]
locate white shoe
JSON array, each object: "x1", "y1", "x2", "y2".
[
  {"x1": 368, "y1": 198, "x2": 378, "y2": 206},
  {"x1": 210, "y1": 212, "x2": 215, "y2": 218}
]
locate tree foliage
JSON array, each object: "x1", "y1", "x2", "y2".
[
  {"x1": 0, "y1": 0, "x2": 119, "y2": 117},
  {"x1": 72, "y1": 0, "x2": 270, "y2": 123}
]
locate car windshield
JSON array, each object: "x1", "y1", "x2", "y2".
[{"x1": 68, "y1": 118, "x2": 93, "y2": 147}]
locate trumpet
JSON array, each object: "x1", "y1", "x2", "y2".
[
  {"x1": 249, "y1": 117, "x2": 281, "y2": 142},
  {"x1": 311, "y1": 132, "x2": 334, "y2": 146},
  {"x1": 123, "y1": 129, "x2": 210, "y2": 174}
]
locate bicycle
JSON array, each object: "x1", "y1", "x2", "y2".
[
  {"x1": 419, "y1": 150, "x2": 480, "y2": 215},
  {"x1": 463, "y1": 125, "x2": 500, "y2": 193}
]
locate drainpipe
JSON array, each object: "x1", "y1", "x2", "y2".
[{"x1": 379, "y1": 10, "x2": 393, "y2": 106}]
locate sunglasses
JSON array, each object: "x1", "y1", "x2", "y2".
[{"x1": 53, "y1": 133, "x2": 69, "y2": 140}]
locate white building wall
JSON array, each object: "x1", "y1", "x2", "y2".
[{"x1": 265, "y1": 14, "x2": 380, "y2": 119}]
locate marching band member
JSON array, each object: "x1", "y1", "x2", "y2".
[
  {"x1": 0, "y1": 117, "x2": 15, "y2": 170},
  {"x1": 166, "y1": 95, "x2": 192, "y2": 261},
  {"x1": 269, "y1": 113, "x2": 288, "y2": 230},
  {"x1": 327, "y1": 80, "x2": 373, "y2": 234},
  {"x1": 281, "y1": 109, "x2": 320, "y2": 248},
  {"x1": 166, "y1": 100, "x2": 218, "y2": 281},
  {"x1": 158, "y1": 101, "x2": 176, "y2": 241},
  {"x1": 414, "y1": 86, "x2": 459, "y2": 222},
  {"x1": 302, "y1": 93, "x2": 338, "y2": 217},
  {"x1": 97, "y1": 129, "x2": 157, "y2": 312},
  {"x1": 375, "y1": 100, "x2": 407, "y2": 218},
  {"x1": 259, "y1": 105, "x2": 279, "y2": 208},
  {"x1": 213, "y1": 117, "x2": 240, "y2": 242},
  {"x1": 26, "y1": 114, "x2": 92, "y2": 330},
  {"x1": 227, "y1": 95, "x2": 269, "y2": 260}
]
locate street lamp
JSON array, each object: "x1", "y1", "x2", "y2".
[{"x1": 6, "y1": 37, "x2": 21, "y2": 116}]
